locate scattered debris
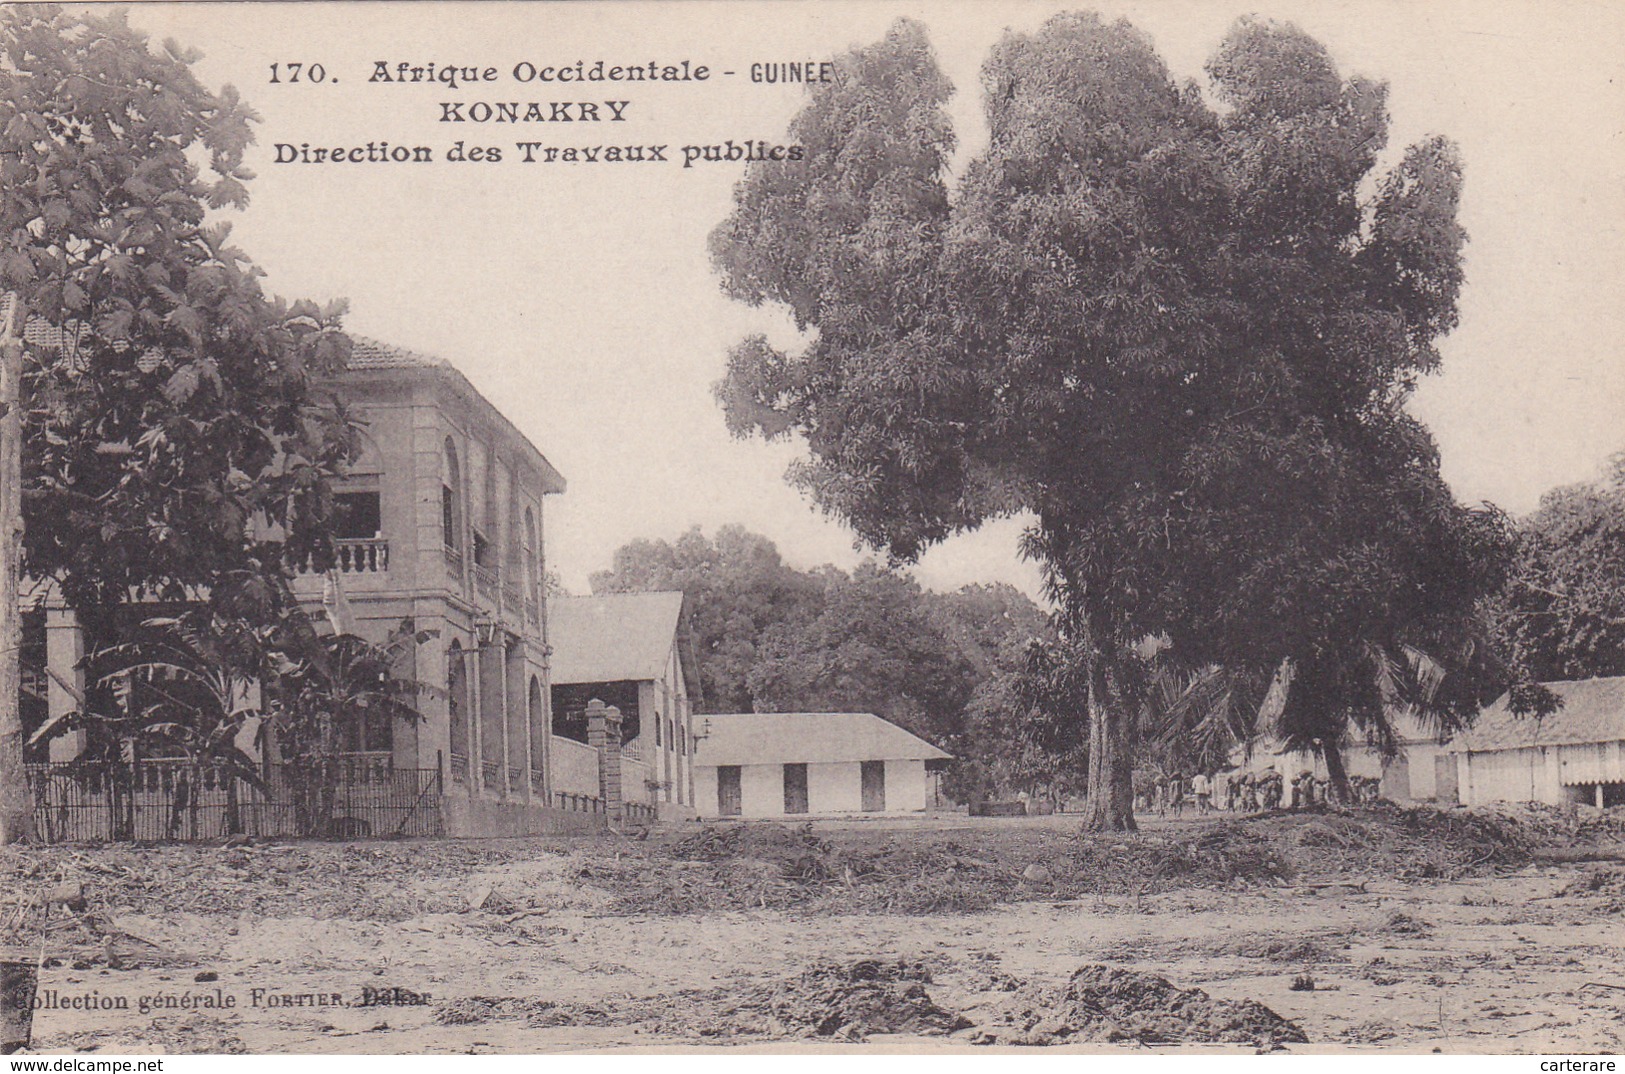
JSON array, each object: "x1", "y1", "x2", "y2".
[
  {"x1": 1381, "y1": 912, "x2": 1432, "y2": 936},
  {"x1": 431, "y1": 959, "x2": 967, "y2": 1042},
  {"x1": 715, "y1": 959, "x2": 968, "y2": 1040},
  {"x1": 973, "y1": 964, "x2": 1308, "y2": 1046}
]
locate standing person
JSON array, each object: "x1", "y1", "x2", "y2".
[
  {"x1": 1261, "y1": 766, "x2": 1284, "y2": 810},
  {"x1": 1170, "y1": 771, "x2": 1186, "y2": 818},
  {"x1": 1193, "y1": 771, "x2": 1212, "y2": 814},
  {"x1": 1153, "y1": 773, "x2": 1168, "y2": 818},
  {"x1": 1239, "y1": 771, "x2": 1257, "y2": 812}
]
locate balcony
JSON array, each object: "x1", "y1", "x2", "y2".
[
  {"x1": 473, "y1": 562, "x2": 499, "y2": 602},
  {"x1": 290, "y1": 538, "x2": 389, "y2": 574},
  {"x1": 334, "y1": 538, "x2": 388, "y2": 573}
]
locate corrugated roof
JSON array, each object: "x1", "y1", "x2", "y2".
[
  {"x1": 694, "y1": 712, "x2": 952, "y2": 766},
  {"x1": 549, "y1": 592, "x2": 684, "y2": 685},
  {"x1": 1451, "y1": 676, "x2": 1625, "y2": 753}
]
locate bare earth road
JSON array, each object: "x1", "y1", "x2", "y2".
[{"x1": 5, "y1": 805, "x2": 1624, "y2": 1054}]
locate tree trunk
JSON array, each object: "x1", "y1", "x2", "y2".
[
  {"x1": 1080, "y1": 623, "x2": 1137, "y2": 832},
  {"x1": 1322, "y1": 744, "x2": 1352, "y2": 806},
  {"x1": 0, "y1": 301, "x2": 35, "y2": 843}
]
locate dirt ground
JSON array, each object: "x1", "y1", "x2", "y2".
[{"x1": 3, "y1": 803, "x2": 1624, "y2": 1055}]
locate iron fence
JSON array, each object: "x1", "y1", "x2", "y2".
[{"x1": 26, "y1": 759, "x2": 443, "y2": 844}]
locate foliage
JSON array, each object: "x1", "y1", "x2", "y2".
[
  {"x1": 590, "y1": 524, "x2": 822, "y2": 713},
  {"x1": 265, "y1": 618, "x2": 433, "y2": 766},
  {"x1": 593, "y1": 526, "x2": 1057, "y2": 795},
  {"x1": 1490, "y1": 456, "x2": 1625, "y2": 683},
  {"x1": 34, "y1": 607, "x2": 272, "y2": 780},
  {"x1": 746, "y1": 562, "x2": 974, "y2": 744},
  {"x1": 1, "y1": 5, "x2": 357, "y2": 616},
  {"x1": 709, "y1": 14, "x2": 1499, "y2": 822}
]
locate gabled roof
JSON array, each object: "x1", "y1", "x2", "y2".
[
  {"x1": 549, "y1": 592, "x2": 685, "y2": 685},
  {"x1": 1451, "y1": 676, "x2": 1625, "y2": 753},
  {"x1": 694, "y1": 712, "x2": 952, "y2": 766}
]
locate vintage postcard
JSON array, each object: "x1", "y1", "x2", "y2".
[{"x1": 1, "y1": 0, "x2": 1622, "y2": 1062}]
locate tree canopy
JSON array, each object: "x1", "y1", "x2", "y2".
[
  {"x1": 1, "y1": 7, "x2": 361, "y2": 840},
  {"x1": 1490, "y1": 457, "x2": 1625, "y2": 684},
  {"x1": 591, "y1": 525, "x2": 1055, "y2": 790},
  {"x1": 710, "y1": 14, "x2": 1499, "y2": 825},
  {"x1": 3, "y1": 6, "x2": 355, "y2": 617}
]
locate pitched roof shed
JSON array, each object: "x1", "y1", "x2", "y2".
[{"x1": 694, "y1": 712, "x2": 951, "y2": 767}]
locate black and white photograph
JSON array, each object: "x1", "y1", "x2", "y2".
[{"x1": 1, "y1": 0, "x2": 1622, "y2": 1060}]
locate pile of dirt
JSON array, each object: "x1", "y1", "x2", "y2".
[
  {"x1": 597, "y1": 827, "x2": 1024, "y2": 915},
  {"x1": 712, "y1": 958, "x2": 968, "y2": 1041},
  {"x1": 1558, "y1": 868, "x2": 1625, "y2": 912},
  {"x1": 972, "y1": 964, "x2": 1308, "y2": 1047},
  {"x1": 430, "y1": 959, "x2": 967, "y2": 1043},
  {"x1": 433, "y1": 995, "x2": 621, "y2": 1028},
  {"x1": 1070, "y1": 824, "x2": 1293, "y2": 896},
  {"x1": 1247, "y1": 804, "x2": 1537, "y2": 880},
  {"x1": 1099, "y1": 929, "x2": 1350, "y2": 965}
]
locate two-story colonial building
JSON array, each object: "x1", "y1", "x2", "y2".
[{"x1": 22, "y1": 333, "x2": 621, "y2": 837}]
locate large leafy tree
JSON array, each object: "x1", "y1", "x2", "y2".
[
  {"x1": 1490, "y1": 457, "x2": 1625, "y2": 683},
  {"x1": 746, "y1": 561, "x2": 974, "y2": 744},
  {"x1": 711, "y1": 14, "x2": 1495, "y2": 827},
  {"x1": 1, "y1": 6, "x2": 356, "y2": 841}
]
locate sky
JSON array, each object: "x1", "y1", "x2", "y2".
[{"x1": 119, "y1": 0, "x2": 1625, "y2": 600}]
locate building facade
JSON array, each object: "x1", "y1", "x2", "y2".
[
  {"x1": 1445, "y1": 676, "x2": 1625, "y2": 808},
  {"x1": 692, "y1": 712, "x2": 951, "y2": 818},
  {"x1": 548, "y1": 592, "x2": 697, "y2": 820},
  {"x1": 25, "y1": 336, "x2": 627, "y2": 837}
]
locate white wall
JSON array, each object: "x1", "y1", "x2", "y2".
[
  {"x1": 808, "y1": 762, "x2": 862, "y2": 813},
  {"x1": 623, "y1": 755, "x2": 657, "y2": 805},
  {"x1": 694, "y1": 764, "x2": 719, "y2": 816},
  {"x1": 739, "y1": 763, "x2": 781, "y2": 816},
  {"x1": 550, "y1": 735, "x2": 599, "y2": 797},
  {"x1": 885, "y1": 760, "x2": 929, "y2": 812},
  {"x1": 691, "y1": 760, "x2": 932, "y2": 817},
  {"x1": 1456, "y1": 746, "x2": 1559, "y2": 806},
  {"x1": 1454, "y1": 742, "x2": 1625, "y2": 807}
]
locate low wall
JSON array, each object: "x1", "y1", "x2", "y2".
[
  {"x1": 551, "y1": 735, "x2": 600, "y2": 797},
  {"x1": 442, "y1": 793, "x2": 604, "y2": 837},
  {"x1": 623, "y1": 756, "x2": 657, "y2": 805}
]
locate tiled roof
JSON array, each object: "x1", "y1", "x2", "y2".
[
  {"x1": 548, "y1": 592, "x2": 685, "y2": 685},
  {"x1": 693, "y1": 712, "x2": 952, "y2": 767},
  {"x1": 345, "y1": 336, "x2": 451, "y2": 370},
  {"x1": 1451, "y1": 676, "x2": 1625, "y2": 753}
]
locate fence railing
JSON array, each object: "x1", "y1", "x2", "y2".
[
  {"x1": 26, "y1": 759, "x2": 443, "y2": 844},
  {"x1": 553, "y1": 791, "x2": 604, "y2": 814},
  {"x1": 287, "y1": 539, "x2": 390, "y2": 574}
]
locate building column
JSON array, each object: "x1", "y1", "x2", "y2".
[
  {"x1": 504, "y1": 634, "x2": 528, "y2": 801},
  {"x1": 478, "y1": 632, "x2": 506, "y2": 795},
  {"x1": 587, "y1": 699, "x2": 623, "y2": 822},
  {"x1": 44, "y1": 605, "x2": 85, "y2": 762}
]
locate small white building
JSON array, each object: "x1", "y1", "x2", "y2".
[
  {"x1": 1446, "y1": 676, "x2": 1625, "y2": 808},
  {"x1": 1229, "y1": 708, "x2": 1454, "y2": 802},
  {"x1": 692, "y1": 712, "x2": 951, "y2": 818}
]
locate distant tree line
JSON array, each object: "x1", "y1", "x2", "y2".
[{"x1": 588, "y1": 524, "x2": 1089, "y2": 802}]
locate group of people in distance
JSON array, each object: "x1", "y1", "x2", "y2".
[{"x1": 1138, "y1": 767, "x2": 1384, "y2": 817}]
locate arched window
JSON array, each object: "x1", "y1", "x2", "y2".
[
  {"x1": 523, "y1": 507, "x2": 538, "y2": 594},
  {"x1": 448, "y1": 640, "x2": 468, "y2": 782},
  {"x1": 442, "y1": 438, "x2": 462, "y2": 551}
]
